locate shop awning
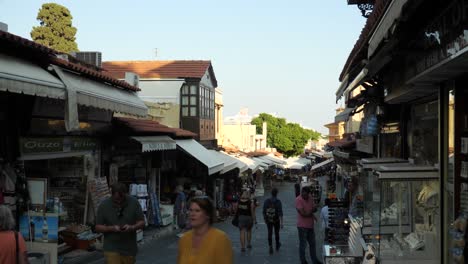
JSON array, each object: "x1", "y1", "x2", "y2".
[
  {"x1": 208, "y1": 150, "x2": 246, "y2": 174},
  {"x1": 234, "y1": 156, "x2": 262, "y2": 173},
  {"x1": 252, "y1": 157, "x2": 273, "y2": 168},
  {"x1": 262, "y1": 154, "x2": 287, "y2": 165},
  {"x1": 60, "y1": 70, "x2": 147, "y2": 117},
  {"x1": 368, "y1": 0, "x2": 408, "y2": 58},
  {"x1": 175, "y1": 139, "x2": 224, "y2": 175},
  {"x1": 0, "y1": 54, "x2": 147, "y2": 117},
  {"x1": 0, "y1": 53, "x2": 66, "y2": 98},
  {"x1": 335, "y1": 74, "x2": 349, "y2": 102},
  {"x1": 131, "y1": 136, "x2": 176, "y2": 152},
  {"x1": 328, "y1": 138, "x2": 356, "y2": 148},
  {"x1": 335, "y1": 107, "x2": 356, "y2": 123},
  {"x1": 311, "y1": 158, "x2": 334, "y2": 171}
]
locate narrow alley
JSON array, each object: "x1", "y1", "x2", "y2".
[{"x1": 88, "y1": 180, "x2": 326, "y2": 264}]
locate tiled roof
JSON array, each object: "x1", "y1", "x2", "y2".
[
  {"x1": 0, "y1": 30, "x2": 139, "y2": 92},
  {"x1": 113, "y1": 117, "x2": 196, "y2": 138},
  {"x1": 339, "y1": 0, "x2": 391, "y2": 81},
  {"x1": 327, "y1": 138, "x2": 356, "y2": 148},
  {"x1": 51, "y1": 58, "x2": 140, "y2": 92},
  {"x1": 102, "y1": 60, "x2": 218, "y2": 87}
]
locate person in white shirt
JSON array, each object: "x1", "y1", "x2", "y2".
[{"x1": 320, "y1": 199, "x2": 330, "y2": 241}]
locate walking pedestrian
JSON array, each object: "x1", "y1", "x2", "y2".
[
  {"x1": 177, "y1": 196, "x2": 233, "y2": 264},
  {"x1": 236, "y1": 190, "x2": 256, "y2": 252},
  {"x1": 95, "y1": 183, "x2": 145, "y2": 264},
  {"x1": 320, "y1": 199, "x2": 330, "y2": 241},
  {"x1": 0, "y1": 205, "x2": 29, "y2": 264},
  {"x1": 296, "y1": 186, "x2": 322, "y2": 264},
  {"x1": 174, "y1": 185, "x2": 187, "y2": 230},
  {"x1": 263, "y1": 188, "x2": 283, "y2": 254},
  {"x1": 294, "y1": 177, "x2": 301, "y2": 197}
]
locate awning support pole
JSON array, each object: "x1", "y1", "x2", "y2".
[{"x1": 50, "y1": 65, "x2": 80, "y2": 132}]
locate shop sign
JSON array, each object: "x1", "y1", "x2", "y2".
[
  {"x1": 407, "y1": 0, "x2": 468, "y2": 81},
  {"x1": 356, "y1": 136, "x2": 374, "y2": 154},
  {"x1": 20, "y1": 137, "x2": 97, "y2": 154}
]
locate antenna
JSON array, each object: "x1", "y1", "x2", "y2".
[{"x1": 154, "y1": 48, "x2": 158, "y2": 59}]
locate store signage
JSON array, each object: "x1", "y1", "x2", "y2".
[
  {"x1": 408, "y1": 0, "x2": 468, "y2": 80},
  {"x1": 20, "y1": 137, "x2": 98, "y2": 154},
  {"x1": 356, "y1": 136, "x2": 374, "y2": 154}
]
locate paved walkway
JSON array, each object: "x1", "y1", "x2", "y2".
[{"x1": 134, "y1": 180, "x2": 327, "y2": 264}]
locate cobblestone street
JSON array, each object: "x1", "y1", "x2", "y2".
[{"x1": 132, "y1": 180, "x2": 326, "y2": 264}]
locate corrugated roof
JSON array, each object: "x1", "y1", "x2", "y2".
[
  {"x1": 0, "y1": 30, "x2": 140, "y2": 92},
  {"x1": 102, "y1": 60, "x2": 218, "y2": 87}
]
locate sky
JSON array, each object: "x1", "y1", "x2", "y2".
[{"x1": 1, "y1": 0, "x2": 365, "y2": 134}]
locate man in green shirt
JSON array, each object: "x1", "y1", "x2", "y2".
[{"x1": 96, "y1": 183, "x2": 145, "y2": 264}]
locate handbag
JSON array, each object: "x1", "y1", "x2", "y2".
[{"x1": 231, "y1": 214, "x2": 239, "y2": 227}]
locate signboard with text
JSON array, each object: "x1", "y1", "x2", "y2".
[{"x1": 20, "y1": 137, "x2": 98, "y2": 154}]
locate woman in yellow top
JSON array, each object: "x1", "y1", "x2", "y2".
[{"x1": 177, "y1": 196, "x2": 233, "y2": 264}]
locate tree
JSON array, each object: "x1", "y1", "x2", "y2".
[
  {"x1": 251, "y1": 113, "x2": 321, "y2": 157},
  {"x1": 31, "y1": 3, "x2": 78, "y2": 53}
]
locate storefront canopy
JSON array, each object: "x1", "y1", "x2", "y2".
[
  {"x1": 262, "y1": 154, "x2": 287, "y2": 165},
  {"x1": 0, "y1": 54, "x2": 148, "y2": 117},
  {"x1": 233, "y1": 156, "x2": 262, "y2": 173},
  {"x1": 175, "y1": 139, "x2": 224, "y2": 175},
  {"x1": 311, "y1": 158, "x2": 334, "y2": 171},
  {"x1": 335, "y1": 107, "x2": 356, "y2": 123},
  {"x1": 131, "y1": 136, "x2": 176, "y2": 152},
  {"x1": 251, "y1": 157, "x2": 273, "y2": 168},
  {"x1": 208, "y1": 150, "x2": 247, "y2": 174}
]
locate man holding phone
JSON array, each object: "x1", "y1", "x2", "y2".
[{"x1": 96, "y1": 183, "x2": 145, "y2": 264}]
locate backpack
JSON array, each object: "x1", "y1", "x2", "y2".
[{"x1": 265, "y1": 199, "x2": 279, "y2": 224}]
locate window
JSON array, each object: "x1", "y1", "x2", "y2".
[
  {"x1": 182, "y1": 107, "x2": 188, "y2": 116},
  {"x1": 190, "y1": 85, "x2": 197, "y2": 95},
  {"x1": 190, "y1": 107, "x2": 197, "y2": 117},
  {"x1": 182, "y1": 85, "x2": 189, "y2": 95},
  {"x1": 181, "y1": 84, "x2": 198, "y2": 117}
]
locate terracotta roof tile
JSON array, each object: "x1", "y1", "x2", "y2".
[
  {"x1": 102, "y1": 60, "x2": 218, "y2": 87},
  {"x1": 113, "y1": 117, "x2": 196, "y2": 138},
  {"x1": 339, "y1": 0, "x2": 391, "y2": 81},
  {"x1": 0, "y1": 30, "x2": 140, "y2": 92}
]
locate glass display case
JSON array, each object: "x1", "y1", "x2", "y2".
[
  {"x1": 372, "y1": 164, "x2": 440, "y2": 264},
  {"x1": 356, "y1": 158, "x2": 409, "y2": 236},
  {"x1": 323, "y1": 245, "x2": 363, "y2": 264}
]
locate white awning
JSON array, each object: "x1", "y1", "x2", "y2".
[
  {"x1": 234, "y1": 156, "x2": 261, "y2": 173},
  {"x1": 0, "y1": 53, "x2": 66, "y2": 98},
  {"x1": 335, "y1": 107, "x2": 356, "y2": 123},
  {"x1": 209, "y1": 150, "x2": 246, "y2": 174},
  {"x1": 175, "y1": 139, "x2": 224, "y2": 175},
  {"x1": 61, "y1": 70, "x2": 147, "y2": 117},
  {"x1": 311, "y1": 158, "x2": 334, "y2": 171},
  {"x1": 252, "y1": 157, "x2": 273, "y2": 168},
  {"x1": 368, "y1": 0, "x2": 408, "y2": 58},
  {"x1": 263, "y1": 154, "x2": 287, "y2": 165},
  {"x1": 335, "y1": 74, "x2": 349, "y2": 102},
  {"x1": 131, "y1": 136, "x2": 176, "y2": 152},
  {"x1": 0, "y1": 54, "x2": 147, "y2": 117}
]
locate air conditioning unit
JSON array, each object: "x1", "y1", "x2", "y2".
[
  {"x1": 72, "y1": 52, "x2": 102, "y2": 67},
  {"x1": 125, "y1": 72, "x2": 140, "y2": 87},
  {"x1": 0, "y1": 22, "x2": 8, "y2": 32}
]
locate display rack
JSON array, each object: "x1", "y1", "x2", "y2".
[{"x1": 327, "y1": 200, "x2": 349, "y2": 245}]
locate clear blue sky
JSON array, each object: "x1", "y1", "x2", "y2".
[{"x1": 2, "y1": 0, "x2": 365, "y2": 134}]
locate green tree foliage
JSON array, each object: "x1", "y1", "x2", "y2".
[
  {"x1": 251, "y1": 113, "x2": 321, "y2": 157},
  {"x1": 31, "y1": 3, "x2": 78, "y2": 53}
]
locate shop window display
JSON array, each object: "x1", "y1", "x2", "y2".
[{"x1": 372, "y1": 165, "x2": 440, "y2": 263}]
